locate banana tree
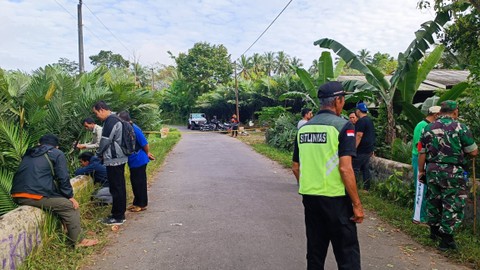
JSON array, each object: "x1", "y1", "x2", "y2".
[
  {"x1": 279, "y1": 51, "x2": 345, "y2": 108},
  {"x1": 314, "y1": 11, "x2": 451, "y2": 144}
]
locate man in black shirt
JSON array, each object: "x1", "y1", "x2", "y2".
[{"x1": 354, "y1": 102, "x2": 375, "y2": 191}]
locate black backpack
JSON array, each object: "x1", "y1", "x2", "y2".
[{"x1": 116, "y1": 117, "x2": 136, "y2": 156}]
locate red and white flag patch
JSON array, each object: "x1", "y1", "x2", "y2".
[{"x1": 346, "y1": 130, "x2": 355, "y2": 137}]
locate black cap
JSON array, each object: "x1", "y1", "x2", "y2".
[{"x1": 317, "y1": 81, "x2": 345, "y2": 99}]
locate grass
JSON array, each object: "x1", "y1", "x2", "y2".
[
  {"x1": 19, "y1": 128, "x2": 181, "y2": 270},
  {"x1": 238, "y1": 131, "x2": 480, "y2": 269}
]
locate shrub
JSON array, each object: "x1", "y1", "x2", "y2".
[
  {"x1": 374, "y1": 170, "x2": 415, "y2": 208},
  {"x1": 265, "y1": 113, "x2": 297, "y2": 152}
]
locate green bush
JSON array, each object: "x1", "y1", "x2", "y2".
[
  {"x1": 373, "y1": 170, "x2": 415, "y2": 208},
  {"x1": 255, "y1": 106, "x2": 288, "y2": 127},
  {"x1": 265, "y1": 113, "x2": 297, "y2": 152},
  {"x1": 391, "y1": 138, "x2": 412, "y2": 164}
]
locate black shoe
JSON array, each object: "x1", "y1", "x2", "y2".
[
  {"x1": 429, "y1": 226, "x2": 440, "y2": 241},
  {"x1": 100, "y1": 217, "x2": 125, "y2": 225},
  {"x1": 438, "y1": 233, "x2": 457, "y2": 251}
]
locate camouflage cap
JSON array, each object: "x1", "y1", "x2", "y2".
[{"x1": 440, "y1": 100, "x2": 458, "y2": 112}]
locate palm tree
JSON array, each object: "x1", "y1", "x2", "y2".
[
  {"x1": 275, "y1": 51, "x2": 290, "y2": 75},
  {"x1": 237, "y1": 55, "x2": 252, "y2": 79},
  {"x1": 357, "y1": 49, "x2": 373, "y2": 65},
  {"x1": 251, "y1": 53, "x2": 264, "y2": 74},
  {"x1": 290, "y1": 57, "x2": 303, "y2": 68},
  {"x1": 263, "y1": 52, "x2": 275, "y2": 76}
]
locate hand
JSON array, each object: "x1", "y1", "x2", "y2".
[
  {"x1": 350, "y1": 204, "x2": 364, "y2": 223},
  {"x1": 147, "y1": 152, "x2": 155, "y2": 160},
  {"x1": 69, "y1": 198, "x2": 79, "y2": 209},
  {"x1": 418, "y1": 172, "x2": 426, "y2": 184},
  {"x1": 76, "y1": 144, "x2": 86, "y2": 149}
]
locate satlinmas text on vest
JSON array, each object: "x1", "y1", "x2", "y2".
[{"x1": 299, "y1": 132, "x2": 327, "y2": 144}]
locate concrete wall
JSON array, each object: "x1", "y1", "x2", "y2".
[
  {"x1": 370, "y1": 156, "x2": 480, "y2": 223},
  {"x1": 0, "y1": 175, "x2": 89, "y2": 270}
]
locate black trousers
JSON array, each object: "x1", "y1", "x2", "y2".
[
  {"x1": 130, "y1": 164, "x2": 148, "y2": 208},
  {"x1": 107, "y1": 164, "x2": 126, "y2": 220},
  {"x1": 353, "y1": 153, "x2": 372, "y2": 190},
  {"x1": 303, "y1": 195, "x2": 361, "y2": 270}
]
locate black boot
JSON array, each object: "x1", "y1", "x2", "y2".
[
  {"x1": 438, "y1": 233, "x2": 457, "y2": 251},
  {"x1": 429, "y1": 226, "x2": 440, "y2": 240}
]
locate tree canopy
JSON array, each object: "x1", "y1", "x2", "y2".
[
  {"x1": 89, "y1": 50, "x2": 130, "y2": 69},
  {"x1": 173, "y1": 42, "x2": 232, "y2": 96}
]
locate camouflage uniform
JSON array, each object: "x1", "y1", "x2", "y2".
[{"x1": 419, "y1": 113, "x2": 477, "y2": 235}]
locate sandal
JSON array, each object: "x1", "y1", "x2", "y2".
[{"x1": 128, "y1": 205, "x2": 147, "y2": 212}]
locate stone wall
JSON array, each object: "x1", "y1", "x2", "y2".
[
  {"x1": 0, "y1": 175, "x2": 89, "y2": 270},
  {"x1": 369, "y1": 156, "x2": 480, "y2": 223}
]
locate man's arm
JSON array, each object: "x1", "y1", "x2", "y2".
[
  {"x1": 292, "y1": 162, "x2": 300, "y2": 183},
  {"x1": 53, "y1": 151, "x2": 74, "y2": 199},
  {"x1": 74, "y1": 163, "x2": 95, "y2": 176},
  {"x1": 338, "y1": 156, "x2": 364, "y2": 223},
  {"x1": 355, "y1": 132, "x2": 363, "y2": 148}
]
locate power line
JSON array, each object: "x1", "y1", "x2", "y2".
[
  {"x1": 52, "y1": 0, "x2": 110, "y2": 48},
  {"x1": 83, "y1": 2, "x2": 132, "y2": 54},
  {"x1": 237, "y1": 0, "x2": 294, "y2": 61}
]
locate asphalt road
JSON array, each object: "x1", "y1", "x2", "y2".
[{"x1": 85, "y1": 127, "x2": 471, "y2": 270}]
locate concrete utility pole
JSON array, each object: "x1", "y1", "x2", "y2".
[
  {"x1": 151, "y1": 68, "x2": 155, "y2": 90},
  {"x1": 234, "y1": 61, "x2": 240, "y2": 122},
  {"x1": 77, "y1": 0, "x2": 85, "y2": 73}
]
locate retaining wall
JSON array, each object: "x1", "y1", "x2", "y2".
[
  {"x1": 370, "y1": 156, "x2": 480, "y2": 223},
  {"x1": 0, "y1": 175, "x2": 89, "y2": 270}
]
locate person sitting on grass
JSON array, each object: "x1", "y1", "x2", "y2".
[
  {"x1": 11, "y1": 134, "x2": 98, "y2": 248},
  {"x1": 75, "y1": 151, "x2": 112, "y2": 205}
]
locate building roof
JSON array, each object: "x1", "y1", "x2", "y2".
[{"x1": 338, "y1": 69, "x2": 469, "y2": 91}]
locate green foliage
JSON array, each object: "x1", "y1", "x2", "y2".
[
  {"x1": 255, "y1": 106, "x2": 287, "y2": 126},
  {"x1": 0, "y1": 65, "x2": 164, "y2": 216},
  {"x1": 174, "y1": 42, "x2": 232, "y2": 96},
  {"x1": 315, "y1": 11, "x2": 451, "y2": 145},
  {"x1": 391, "y1": 138, "x2": 412, "y2": 164},
  {"x1": 89, "y1": 50, "x2": 130, "y2": 69},
  {"x1": 0, "y1": 169, "x2": 17, "y2": 215},
  {"x1": 374, "y1": 170, "x2": 415, "y2": 208},
  {"x1": 265, "y1": 113, "x2": 297, "y2": 152}
]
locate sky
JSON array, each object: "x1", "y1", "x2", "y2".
[{"x1": 0, "y1": 0, "x2": 436, "y2": 72}]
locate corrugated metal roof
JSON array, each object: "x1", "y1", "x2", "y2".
[{"x1": 338, "y1": 69, "x2": 469, "y2": 91}]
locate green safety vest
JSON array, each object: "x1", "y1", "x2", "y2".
[{"x1": 297, "y1": 113, "x2": 347, "y2": 197}]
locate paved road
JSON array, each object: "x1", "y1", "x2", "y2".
[{"x1": 86, "y1": 128, "x2": 471, "y2": 270}]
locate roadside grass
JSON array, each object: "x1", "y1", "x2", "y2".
[
  {"x1": 238, "y1": 131, "x2": 480, "y2": 269},
  {"x1": 18, "y1": 128, "x2": 181, "y2": 270}
]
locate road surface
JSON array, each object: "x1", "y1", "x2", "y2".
[{"x1": 85, "y1": 128, "x2": 471, "y2": 270}]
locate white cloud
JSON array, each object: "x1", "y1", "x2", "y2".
[{"x1": 0, "y1": 0, "x2": 435, "y2": 72}]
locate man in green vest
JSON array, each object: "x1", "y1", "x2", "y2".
[
  {"x1": 292, "y1": 81, "x2": 364, "y2": 269},
  {"x1": 412, "y1": 105, "x2": 440, "y2": 225}
]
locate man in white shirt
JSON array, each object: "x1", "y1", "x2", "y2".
[
  {"x1": 77, "y1": 117, "x2": 102, "y2": 150},
  {"x1": 297, "y1": 108, "x2": 313, "y2": 129}
]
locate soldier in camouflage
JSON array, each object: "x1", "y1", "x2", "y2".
[{"x1": 418, "y1": 100, "x2": 478, "y2": 251}]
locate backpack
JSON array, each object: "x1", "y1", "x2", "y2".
[{"x1": 116, "y1": 117, "x2": 136, "y2": 156}]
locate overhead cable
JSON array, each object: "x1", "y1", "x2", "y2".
[
  {"x1": 237, "y1": 0, "x2": 294, "y2": 61},
  {"x1": 83, "y1": 2, "x2": 132, "y2": 54}
]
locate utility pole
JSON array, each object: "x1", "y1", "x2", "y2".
[
  {"x1": 77, "y1": 0, "x2": 85, "y2": 73},
  {"x1": 151, "y1": 68, "x2": 155, "y2": 90},
  {"x1": 234, "y1": 61, "x2": 240, "y2": 122}
]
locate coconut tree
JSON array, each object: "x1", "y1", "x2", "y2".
[
  {"x1": 314, "y1": 11, "x2": 451, "y2": 144},
  {"x1": 263, "y1": 51, "x2": 276, "y2": 76},
  {"x1": 275, "y1": 51, "x2": 290, "y2": 75},
  {"x1": 357, "y1": 49, "x2": 373, "y2": 65}
]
